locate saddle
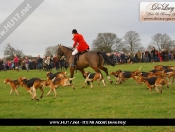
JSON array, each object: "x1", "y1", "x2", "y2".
[
  {"x1": 72, "y1": 50, "x2": 88, "y2": 68},
  {"x1": 75, "y1": 50, "x2": 88, "y2": 61}
]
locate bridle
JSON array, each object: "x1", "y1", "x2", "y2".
[{"x1": 59, "y1": 47, "x2": 72, "y2": 62}]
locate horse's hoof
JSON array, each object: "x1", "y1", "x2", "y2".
[{"x1": 110, "y1": 81, "x2": 113, "y2": 84}]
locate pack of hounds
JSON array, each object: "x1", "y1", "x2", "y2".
[
  {"x1": 4, "y1": 65, "x2": 175, "y2": 101},
  {"x1": 110, "y1": 65, "x2": 175, "y2": 94},
  {"x1": 3, "y1": 70, "x2": 105, "y2": 101}
]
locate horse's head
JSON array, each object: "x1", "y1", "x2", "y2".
[
  {"x1": 57, "y1": 44, "x2": 73, "y2": 60},
  {"x1": 57, "y1": 44, "x2": 64, "y2": 57}
]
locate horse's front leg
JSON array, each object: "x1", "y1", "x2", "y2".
[
  {"x1": 69, "y1": 67, "x2": 75, "y2": 84},
  {"x1": 79, "y1": 69, "x2": 90, "y2": 85}
]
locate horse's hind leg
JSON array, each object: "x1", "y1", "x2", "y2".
[{"x1": 98, "y1": 66, "x2": 113, "y2": 84}]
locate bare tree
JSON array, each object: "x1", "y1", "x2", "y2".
[
  {"x1": 170, "y1": 40, "x2": 175, "y2": 50},
  {"x1": 15, "y1": 50, "x2": 25, "y2": 58},
  {"x1": 92, "y1": 33, "x2": 121, "y2": 53},
  {"x1": 45, "y1": 45, "x2": 58, "y2": 56},
  {"x1": 3, "y1": 44, "x2": 15, "y2": 59},
  {"x1": 151, "y1": 33, "x2": 175, "y2": 50},
  {"x1": 138, "y1": 46, "x2": 145, "y2": 52},
  {"x1": 147, "y1": 44, "x2": 154, "y2": 51},
  {"x1": 123, "y1": 31, "x2": 141, "y2": 52},
  {"x1": 113, "y1": 38, "x2": 124, "y2": 52},
  {"x1": 3, "y1": 43, "x2": 25, "y2": 59}
]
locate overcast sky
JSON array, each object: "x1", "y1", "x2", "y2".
[{"x1": 0, "y1": 0, "x2": 175, "y2": 58}]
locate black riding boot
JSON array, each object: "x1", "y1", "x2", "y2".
[{"x1": 70, "y1": 55, "x2": 76, "y2": 67}]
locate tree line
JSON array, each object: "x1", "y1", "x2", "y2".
[
  {"x1": 92, "y1": 31, "x2": 175, "y2": 53},
  {"x1": 3, "y1": 31, "x2": 175, "y2": 59}
]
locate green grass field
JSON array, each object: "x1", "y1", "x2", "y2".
[{"x1": 0, "y1": 62, "x2": 175, "y2": 132}]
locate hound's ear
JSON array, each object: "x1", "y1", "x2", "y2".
[{"x1": 58, "y1": 44, "x2": 61, "y2": 46}]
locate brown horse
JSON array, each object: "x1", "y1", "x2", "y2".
[{"x1": 57, "y1": 44, "x2": 115, "y2": 84}]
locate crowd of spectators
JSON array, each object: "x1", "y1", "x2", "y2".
[
  {"x1": 0, "y1": 54, "x2": 68, "y2": 71},
  {"x1": 1, "y1": 47, "x2": 175, "y2": 71},
  {"x1": 103, "y1": 47, "x2": 175, "y2": 65}
]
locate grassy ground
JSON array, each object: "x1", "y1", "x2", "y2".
[{"x1": 0, "y1": 61, "x2": 175, "y2": 132}]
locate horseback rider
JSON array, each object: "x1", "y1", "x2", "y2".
[{"x1": 71, "y1": 29, "x2": 89, "y2": 67}]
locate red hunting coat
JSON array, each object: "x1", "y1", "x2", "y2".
[{"x1": 73, "y1": 33, "x2": 89, "y2": 52}]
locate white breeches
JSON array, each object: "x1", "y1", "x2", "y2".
[{"x1": 72, "y1": 48, "x2": 78, "y2": 55}]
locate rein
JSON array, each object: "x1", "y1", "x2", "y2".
[{"x1": 61, "y1": 46, "x2": 72, "y2": 62}]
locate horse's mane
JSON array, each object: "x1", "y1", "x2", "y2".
[{"x1": 62, "y1": 45, "x2": 73, "y2": 51}]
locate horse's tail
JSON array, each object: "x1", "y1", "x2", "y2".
[{"x1": 97, "y1": 52, "x2": 115, "y2": 66}]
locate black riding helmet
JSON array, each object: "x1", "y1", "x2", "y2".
[{"x1": 72, "y1": 29, "x2": 77, "y2": 34}]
